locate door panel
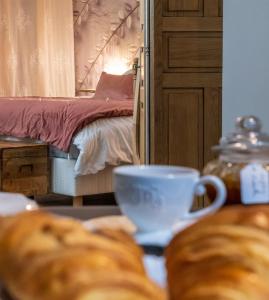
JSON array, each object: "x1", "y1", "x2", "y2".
[
  {"x1": 164, "y1": 0, "x2": 204, "y2": 16},
  {"x1": 166, "y1": 89, "x2": 203, "y2": 169},
  {"x1": 150, "y1": 0, "x2": 223, "y2": 168},
  {"x1": 164, "y1": 32, "x2": 222, "y2": 72},
  {"x1": 165, "y1": 0, "x2": 223, "y2": 16},
  {"x1": 204, "y1": 0, "x2": 222, "y2": 16},
  {"x1": 168, "y1": 0, "x2": 202, "y2": 12},
  {"x1": 164, "y1": 0, "x2": 222, "y2": 16}
]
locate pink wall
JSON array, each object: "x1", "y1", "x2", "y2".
[{"x1": 73, "y1": 0, "x2": 141, "y2": 94}]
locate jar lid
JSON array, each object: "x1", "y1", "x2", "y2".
[{"x1": 213, "y1": 116, "x2": 269, "y2": 155}]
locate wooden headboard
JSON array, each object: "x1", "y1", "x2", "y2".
[{"x1": 132, "y1": 56, "x2": 141, "y2": 164}]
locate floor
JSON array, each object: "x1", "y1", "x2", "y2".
[{"x1": 35, "y1": 193, "x2": 117, "y2": 206}]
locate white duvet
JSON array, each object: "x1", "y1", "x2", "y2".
[{"x1": 73, "y1": 117, "x2": 134, "y2": 176}]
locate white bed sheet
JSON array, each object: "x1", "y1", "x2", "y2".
[
  {"x1": 73, "y1": 116, "x2": 134, "y2": 176},
  {"x1": 0, "y1": 116, "x2": 134, "y2": 177}
]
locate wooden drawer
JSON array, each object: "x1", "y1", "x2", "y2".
[
  {"x1": 0, "y1": 142, "x2": 49, "y2": 196},
  {"x1": 2, "y1": 156, "x2": 48, "y2": 179},
  {"x1": 2, "y1": 176, "x2": 48, "y2": 196},
  {"x1": 1, "y1": 145, "x2": 47, "y2": 159}
]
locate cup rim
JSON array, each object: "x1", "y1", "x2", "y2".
[{"x1": 113, "y1": 165, "x2": 199, "y2": 179}]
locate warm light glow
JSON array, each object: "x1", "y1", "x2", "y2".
[{"x1": 104, "y1": 57, "x2": 129, "y2": 75}]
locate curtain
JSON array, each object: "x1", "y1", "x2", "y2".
[{"x1": 0, "y1": 0, "x2": 75, "y2": 97}]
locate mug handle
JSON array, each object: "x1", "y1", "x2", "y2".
[{"x1": 184, "y1": 175, "x2": 226, "y2": 220}]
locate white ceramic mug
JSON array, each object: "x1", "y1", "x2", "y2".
[{"x1": 113, "y1": 165, "x2": 226, "y2": 232}]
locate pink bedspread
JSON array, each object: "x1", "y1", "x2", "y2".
[{"x1": 0, "y1": 97, "x2": 133, "y2": 151}]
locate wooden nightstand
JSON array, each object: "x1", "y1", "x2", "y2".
[{"x1": 0, "y1": 141, "x2": 49, "y2": 196}]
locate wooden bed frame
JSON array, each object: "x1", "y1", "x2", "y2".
[{"x1": 51, "y1": 58, "x2": 141, "y2": 206}]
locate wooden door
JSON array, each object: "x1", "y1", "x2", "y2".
[{"x1": 150, "y1": 0, "x2": 223, "y2": 170}]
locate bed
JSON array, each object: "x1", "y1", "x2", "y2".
[
  {"x1": 50, "y1": 114, "x2": 135, "y2": 206},
  {"x1": 0, "y1": 69, "x2": 141, "y2": 206}
]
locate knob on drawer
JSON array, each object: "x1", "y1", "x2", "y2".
[{"x1": 19, "y1": 164, "x2": 34, "y2": 175}]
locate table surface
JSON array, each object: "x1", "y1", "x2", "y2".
[{"x1": 44, "y1": 205, "x2": 121, "y2": 220}]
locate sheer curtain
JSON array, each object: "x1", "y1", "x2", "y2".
[{"x1": 0, "y1": 0, "x2": 75, "y2": 97}]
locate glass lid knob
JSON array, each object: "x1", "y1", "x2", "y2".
[{"x1": 236, "y1": 115, "x2": 262, "y2": 133}]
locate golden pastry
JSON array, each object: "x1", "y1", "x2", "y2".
[
  {"x1": 0, "y1": 210, "x2": 165, "y2": 300},
  {"x1": 166, "y1": 205, "x2": 269, "y2": 300}
]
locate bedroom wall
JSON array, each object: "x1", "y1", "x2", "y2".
[
  {"x1": 0, "y1": 0, "x2": 75, "y2": 97},
  {"x1": 223, "y1": 0, "x2": 269, "y2": 134},
  {"x1": 73, "y1": 0, "x2": 141, "y2": 94}
]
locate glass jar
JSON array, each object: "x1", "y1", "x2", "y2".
[{"x1": 203, "y1": 116, "x2": 269, "y2": 205}]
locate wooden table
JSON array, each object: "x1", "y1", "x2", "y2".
[{"x1": 45, "y1": 205, "x2": 121, "y2": 220}]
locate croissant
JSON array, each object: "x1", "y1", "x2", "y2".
[
  {"x1": 0, "y1": 210, "x2": 165, "y2": 300},
  {"x1": 166, "y1": 205, "x2": 269, "y2": 300}
]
